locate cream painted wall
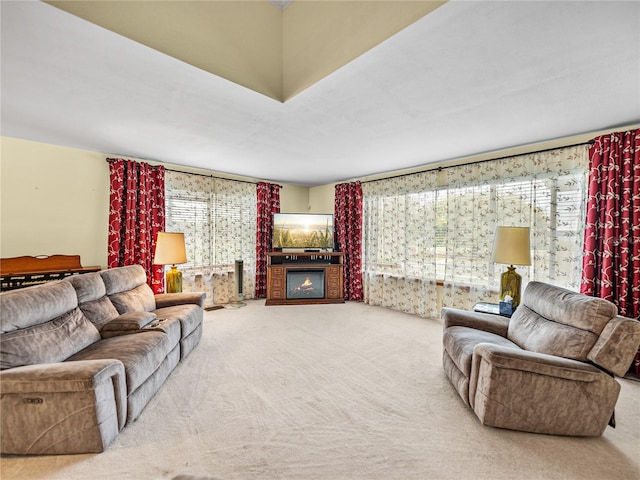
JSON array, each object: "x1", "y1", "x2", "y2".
[
  {"x1": 280, "y1": 183, "x2": 336, "y2": 214},
  {"x1": 309, "y1": 183, "x2": 335, "y2": 214},
  {"x1": 279, "y1": 184, "x2": 309, "y2": 213},
  {"x1": 0, "y1": 137, "x2": 315, "y2": 269},
  {"x1": 0, "y1": 137, "x2": 110, "y2": 268}
]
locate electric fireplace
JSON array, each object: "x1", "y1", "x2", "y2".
[
  {"x1": 287, "y1": 269, "x2": 325, "y2": 300},
  {"x1": 265, "y1": 252, "x2": 344, "y2": 306}
]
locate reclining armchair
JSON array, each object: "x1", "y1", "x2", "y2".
[{"x1": 442, "y1": 281, "x2": 640, "y2": 436}]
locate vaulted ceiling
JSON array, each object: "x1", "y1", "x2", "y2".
[{"x1": 2, "y1": 1, "x2": 639, "y2": 186}]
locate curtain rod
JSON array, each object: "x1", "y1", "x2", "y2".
[
  {"x1": 165, "y1": 168, "x2": 284, "y2": 188},
  {"x1": 360, "y1": 140, "x2": 593, "y2": 185},
  {"x1": 164, "y1": 167, "x2": 260, "y2": 185},
  {"x1": 106, "y1": 158, "x2": 282, "y2": 188}
]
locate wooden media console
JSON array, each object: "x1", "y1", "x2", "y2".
[{"x1": 266, "y1": 252, "x2": 344, "y2": 306}]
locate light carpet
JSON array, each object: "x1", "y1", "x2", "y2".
[{"x1": 2, "y1": 300, "x2": 639, "y2": 480}]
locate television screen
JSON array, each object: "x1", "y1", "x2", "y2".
[{"x1": 273, "y1": 213, "x2": 334, "y2": 250}]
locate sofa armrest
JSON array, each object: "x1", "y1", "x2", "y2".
[
  {"x1": 0, "y1": 360, "x2": 127, "y2": 454},
  {"x1": 155, "y1": 292, "x2": 206, "y2": 308},
  {"x1": 101, "y1": 311, "x2": 157, "y2": 337},
  {"x1": 588, "y1": 315, "x2": 640, "y2": 377},
  {"x1": 442, "y1": 307, "x2": 509, "y2": 337}
]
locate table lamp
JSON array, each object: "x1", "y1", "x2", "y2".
[
  {"x1": 153, "y1": 232, "x2": 187, "y2": 293},
  {"x1": 492, "y1": 226, "x2": 531, "y2": 309}
]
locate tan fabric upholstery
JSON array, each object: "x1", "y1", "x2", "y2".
[
  {"x1": 0, "y1": 265, "x2": 205, "y2": 455},
  {"x1": 0, "y1": 359, "x2": 126, "y2": 454},
  {"x1": 507, "y1": 282, "x2": 617, "y2": 361},
  {"x1": 441, "y1": 281, "x2": 640, "y2": 437}
]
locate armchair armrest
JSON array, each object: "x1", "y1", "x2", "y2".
[
  {"x1": 442, "y1": 307, "x2": 509, "y2": 337},
  {"x1": 155, "y1": 292, "x2": 206, "y2": 309},
  {"x1": 588, "y1": 315, "x2": 640, "y2": 377},
  {"x1": 473, "y1": 343, "x2": 603, "y2": 382},
  {"x1": 469, "y1": 343, "x2": 620, "y2": 436}
]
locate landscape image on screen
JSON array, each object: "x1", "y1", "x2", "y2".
[{"x1": 273, "y1": 213, "x2": 334, "y2": 249}]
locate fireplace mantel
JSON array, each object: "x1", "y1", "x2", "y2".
[{"x1": 265, "y1": 252, "x2": 344, "y2": 306}]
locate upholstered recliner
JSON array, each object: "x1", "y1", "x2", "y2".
[{"x1": 442, "y1": 281, "x2": 640, "y2": 436}]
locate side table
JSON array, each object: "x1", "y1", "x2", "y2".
[{"x1": 473, "y1": 302, "x2": 512, "y2": 318}]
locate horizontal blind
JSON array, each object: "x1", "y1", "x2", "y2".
[{"x1": 165, "y1": 171, "x2": 256, "y2": 272}]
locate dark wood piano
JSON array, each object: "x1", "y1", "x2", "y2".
[{"x1": 0, "y1": 255, "x2": 101, "y2": 291}]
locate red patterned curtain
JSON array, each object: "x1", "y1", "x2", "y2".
[
  {"x1": 580, "y1": 129, "x2": 640, "y2": 374},
  {"x1": 107, "y1": 158, "x2": 165, "y2": 293},
  {"x1": 335, "y1": 182, "x2": 363, "y2": 301},
  {"x1": 255, "y1": 182, "x2": 280, "y2": 297}
]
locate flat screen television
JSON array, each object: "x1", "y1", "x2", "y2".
[{"x1": 272, "y1": 213, "x2": 334, "y2": 250}]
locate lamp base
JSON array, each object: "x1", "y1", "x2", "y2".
[
  {"x1": 166, "y1": 265, "x2": 182, "y2": 293},
  {"x1": 500, "y1": 265, "x2": 522, "y2": 309}
]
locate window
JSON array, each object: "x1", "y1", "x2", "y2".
[
  {"x1": 164, "y1": 171, "x2": 257, "y2": 305},
  {"x1": 362, "y1": 145, "x2": 589, "y2": 313},
  {"x1": 165, "y1": 171, "x2": 256, "y2": 271}
]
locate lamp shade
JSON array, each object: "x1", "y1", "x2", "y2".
[
  {"x1": 492, "y1": 226, "x2": 531, "y2": 266},
  {"x1": 153, "y1": 232, "x2": 187, "y2": 265}
]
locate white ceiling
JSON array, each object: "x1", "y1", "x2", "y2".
[{"x1": 2, "y1": 1, "x2": 639, "y2": 187}]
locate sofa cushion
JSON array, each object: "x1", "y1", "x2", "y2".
[
  {"x1": 0, "y1": 281, "x2": 78, "y2": 334},
  {"x1": 66, "y1": 273, "x2": 120, "y2": 329},
  {"x1": 101, "y1": 265, "x2": 147, "y2": 295},
  {"x1": 78, "y1": 297, "x2": 121, "y2": 331},
  {"x1": 514, "y1": 281, "x2": 617, "y2": 332},
  {"x1": 65, "y1": 272, "x2": 106, "y2": 303},
  {"x1": 102, "y1": 311, "x2": 158, "y2": 333},
  {"x1": 99, "y1": 265, "x2": 156, "y2": 314},
  {"x1": 443, "y1": 326, "x2": 519, "y2": 378},
  {"x1": 1, "y1": 307, "x2": 101, "y2": 370},
  {"x1": 67, "y1": 331, "x2": 172, "y2": 394},
  {"x1": 508, "y1": 282, "x2": 618, "y2": 361},
  {"x1": 109, "y1": 285, "x2": 156, "y2": 314},
  {"x1": 154, "y1": 304, "x2": 203, "y2": 338}
]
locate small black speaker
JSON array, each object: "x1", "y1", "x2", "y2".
[{"x1": 235, "y1": 260, "x2": 244, "y2": 297}]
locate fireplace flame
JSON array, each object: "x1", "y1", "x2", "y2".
[{"x1": 293, "y1": 276, "x2": 314, "y2": 293}]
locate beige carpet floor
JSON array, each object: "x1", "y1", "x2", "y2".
[{"x1": 2, "y1": 300, "x2": 639, "y2": 480}]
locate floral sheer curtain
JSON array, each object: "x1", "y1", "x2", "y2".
[
  {"x1": 443, "y1": 145, "x2": 588, "y2": 309},
  {"x1": 361, "y1": 145, "x2": 589, "y2": 317},
  {"x1": 334, "y1": 182, "x2": 363, "y2": 301},
  {"x1": 362, "y1": 172, "x2": 440, "y2": 317},
  {"x1": 107, "y1": 158, "x2": 165, "y2": 293},
  {"x1": 164, "y1": 171, "x2": 256, "y2": 307},
  {"x1": 255, "y1": 182, "x2": 280, "y2": 298}
]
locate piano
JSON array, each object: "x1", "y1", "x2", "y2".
[{"x1": 0, "y1": 255, "x2": 101, "y2": 291}]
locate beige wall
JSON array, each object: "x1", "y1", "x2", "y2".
[
  {"x1": 309, "y1": 183, "x2": 335, "y2": 214},
  {"x1": 0, "y1": 137, "x2": 111, "y2": 268},
  {"x1": 279, "y1": 183, "x2": 336, "y2": 214},
  {"x1": 279, "y1": 184, "x2": 309, "y2": 213},
  {"x1": 0, "y1": 137, "x2": 315, "y2": 269}
]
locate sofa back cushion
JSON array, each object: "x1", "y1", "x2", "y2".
[
  {"x1": 1, "y1": 281, "x2": 78, "y2": 334},
  {"x1": 100, "y1": 265, "x2": 156, "y2": 314},
  {"x1": 65, "y1": 272, "x2": 120, "y2": 330},
  {"x1": 507, "y1": 281, "x2": 618, "y2": 362},
  {"x1": 0, "y1": 282, "x2": 100, "y2": 369}
]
